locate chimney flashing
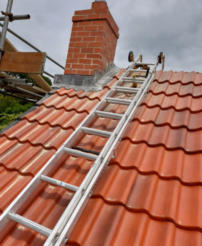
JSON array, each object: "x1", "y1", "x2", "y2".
[{"x1": 55, "y1": 64, "x2": 120, "y2": 91}]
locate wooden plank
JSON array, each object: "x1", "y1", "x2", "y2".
[
  {"x1": 29, "y1": 73, "x2": 51, "y2": 92},
  {"x1": 0, "y1": 35, "x2": 51, "y2": 91},
  {"x1": 0, "y1": 51, "x2": 46, "y2": 74}
]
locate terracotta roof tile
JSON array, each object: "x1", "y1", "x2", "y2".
[
  {"x1": 41, "y1": 94, "x2": 99, "y2": 113},
  {"x1": 2, "y1": 120, "x2": 74, "y2": 149},
  {"x1": 0, "y1": 70, "x2": 201, "y2": 245},
  {"x1": 113, "y1": 141, "x2": 202, "y2": 184},
  {"x1": 23, "y1": 105, "x2": 88, "y2": 129},
  {"x1": 93, "y1": 165, "x2": 202, "y2": 229},
  {"x1": 0, "y1": 137, "x2": 55, "y2": 174},
  {"x1": 0, "y1": 167, "x2": 32, "y2": 213},
  {"x1": 124, "y1": 120, "x2": 202, "y2": 152},
  {"x1": 144, "y1": 92, "x2": 202, "y2": 112},
  {"x1": 55, "y1": 87, "x2": 110, "y2": 100},
  {"x1": 68, "y1": 199, "x2": 202, "y2": 246},
  {"x1": 155, "y1": 71, "x2": 202, "y2": 85},
  {"x1": 150, "y1": 81, "x2": 202, "y2": 97},
  {"x1": 135, "y1": 105, "x2": 202, "y2": 130}
]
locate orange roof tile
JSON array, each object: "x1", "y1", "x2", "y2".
[{"x1": 0, "y1": 70, "x2": 201, "y2": 245}]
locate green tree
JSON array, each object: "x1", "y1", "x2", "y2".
[{"x1": 0, "y1": 94, "x2": 34, "y2": 131}]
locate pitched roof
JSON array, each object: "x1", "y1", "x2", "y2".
[{"x1": 0, "y1": 70, "x2": 202, "y2": 245}]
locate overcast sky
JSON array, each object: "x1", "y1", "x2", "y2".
[{"x1": 1, "y1": 0, "x2": 202, "y2": 77}]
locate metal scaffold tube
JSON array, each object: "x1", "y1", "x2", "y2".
[{"x1": 0, "y1": 0, "x2": 13, "y2": 60}]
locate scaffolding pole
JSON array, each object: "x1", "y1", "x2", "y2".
[{"x1": 0, "y1": 0, "x2": 14, "y2": 60}]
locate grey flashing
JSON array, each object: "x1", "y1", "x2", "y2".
[
  {"x1": 96, "y1": 65, "x2": 120, "y2": 88},
  {"x1": 36, "y1": 92, "x2": 52, "y2": 105},
  {"x1": 54, "y1": 64, "x2": 120, "y2": 92},
  {"x1": 54, "y1": 74, "x2": 96, "y2": 91},
  {"x1": 35, "y1": 87, "x2": 62, "y2": 106},
  {"x1": 49, "y1": 87, "x2": 60, "y2": 94}
]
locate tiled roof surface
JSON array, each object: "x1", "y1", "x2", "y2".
[{"x1": 0, "y1": 70, "x2": 202, "y2": 245}]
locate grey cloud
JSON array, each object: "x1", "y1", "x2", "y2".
[{"x1": 109, "y1": 0, "x2": 202, "y2": 71}]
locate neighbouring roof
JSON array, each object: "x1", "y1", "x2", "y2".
[{"x1": 0, "y1": 70, "x2": 202, "y2": 245}]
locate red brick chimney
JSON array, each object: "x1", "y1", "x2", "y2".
[{"x1": 64, "y1": 0, "x2": 119, "y2": 76}]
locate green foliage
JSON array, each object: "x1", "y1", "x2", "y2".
[
  {"x1": 0, "y1": 95, "x2": 34, "y2": 131},
  {"x1": 0, "y1": 72, "x2": 52, "y2": 131},
  {"x1": 0, "y1": 113, "x2": 19, "y2": 131}
]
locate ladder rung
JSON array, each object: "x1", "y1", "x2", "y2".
[
  {"x1": 81, "y1": 126, "x2": 112, "y2": 138},
  {"x1": 72, "y1": 146, "x2": 100, "y2": 155},
  {"x1": 133, "y1": 62, "x2": 155, "y2": 66},
  {"x1": 95, "y1": 110, "x2": 123, "y2": 120},
  {"x1": 40, "y1": 175, "x2": 78, "y2": 192},
  {"x1": 114, "y1": 86, "x2": 139, "y2": 93},
  {"x1": 63, "y1": 147, "x2": 97, "y2": 160},
  {"x1": 8, "y1": 212, "x2": 51, "y2": 237},
  {"x1": 106, "y1": 97, "x2": 132, "y2": 105},
  {"x1": 129, "y1": 68, "x2": 151, "y2": 74},
  {"x1": 131, "y1": 69, "x2": 147, "y2": 73},
  {"x1": 122, "y1": 77, "x2": 145, "y2": 83}
]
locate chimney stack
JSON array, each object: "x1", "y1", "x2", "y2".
[{"x1": 64, "y1": 1, "x2": 119, "y2": 76}]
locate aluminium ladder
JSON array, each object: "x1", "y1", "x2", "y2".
[{"x1": 0, "y1": 53, "x2": 163, "y2": 245}]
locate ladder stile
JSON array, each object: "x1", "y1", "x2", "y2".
[{"x1": 0, "y1": 54, "x2": 161, "y2": 245}]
